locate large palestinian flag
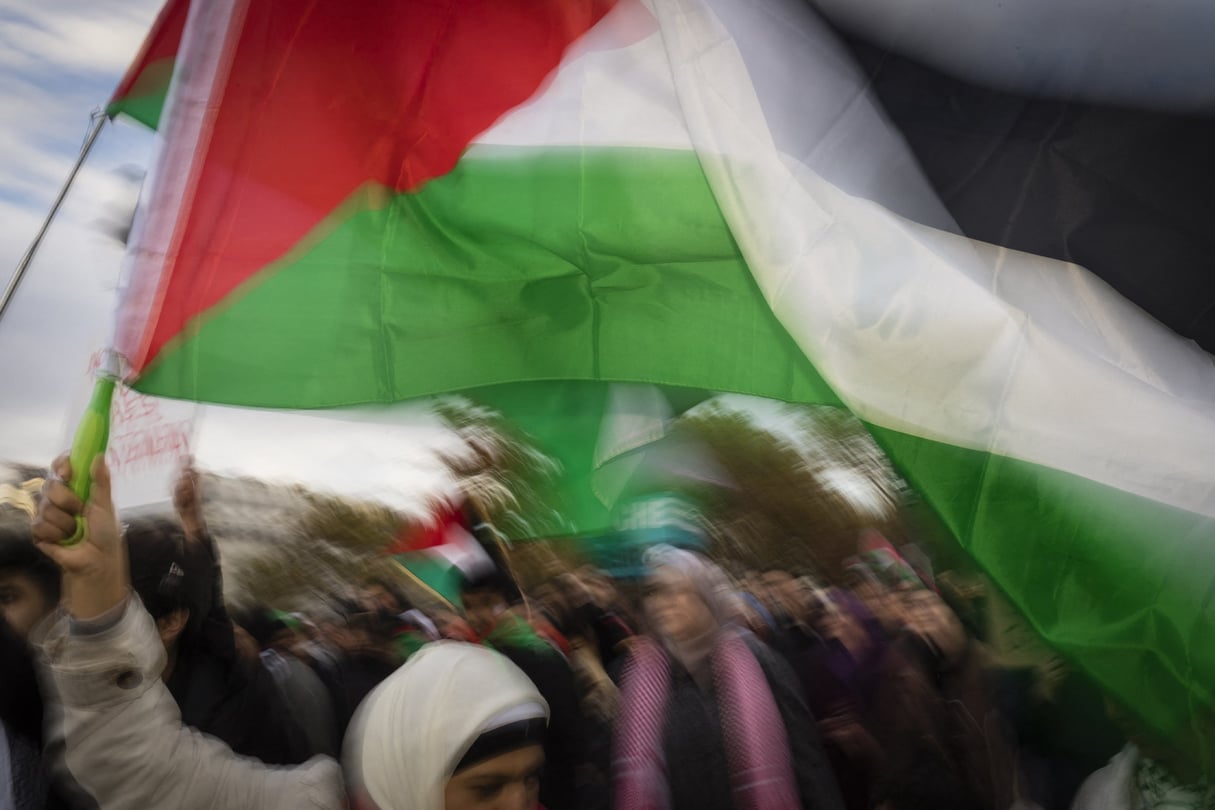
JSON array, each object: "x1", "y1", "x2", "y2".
[{"x1": 110, "y1": 0, "x2": 1214, "y2": 759}]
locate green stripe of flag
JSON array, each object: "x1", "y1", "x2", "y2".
[
  {"x1": 867, "y1": 424, "x2": 1215, "y2": 747},
  {"x1": 135, "y1": 147, "x2": 840, "y2": 408}
]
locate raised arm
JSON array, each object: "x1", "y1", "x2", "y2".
[
  {"x1": 172, "y1": 462, "x2": 239, "y2": 660},
  {"x1": 31, "y1": 455, "x2": 343, "y2": 810}
]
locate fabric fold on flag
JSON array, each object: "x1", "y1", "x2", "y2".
[{"x1": 655, "y1": 0, "x2": 1215, "y2": 750}]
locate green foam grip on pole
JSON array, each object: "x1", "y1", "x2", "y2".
[{"x1": 62, "y1": 373, "x2": 117, "y2": 546}]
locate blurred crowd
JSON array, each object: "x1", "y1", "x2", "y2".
[{"x1": 2, "y1": 459, "x2": 1210, "y2": 809}]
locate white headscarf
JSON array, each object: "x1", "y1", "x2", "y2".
[
  {"x1": 344, "y1": 641, "x2": 548, "y2": 810},
  {"x1": 643, "y1": 544, "x2": 738, "y2": 624},
  {"x1": 642, "y1": 545, "x2": 740, "y2": 684}
]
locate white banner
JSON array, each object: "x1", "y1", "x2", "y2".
[{"x1": 63, "y1": 350, "x2": 199, "y2": 511}]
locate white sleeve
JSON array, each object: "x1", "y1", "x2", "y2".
[{"x1": 36, "y1": 597, "x2": 344, "y2": 810}]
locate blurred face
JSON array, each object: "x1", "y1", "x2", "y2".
[
  {"x1": 319, "y1": 620, "x2": 351, "y2": 649},
  {"x1": 463, "y1": 590, "x2": 507, "y2": 637},
  {"x1": 581, "y1": 574, "x2": 616, "y2": 609},
  {"x1": 232, "y1": 625, "x2": 261, "y2": 663},
  {"x1": 816, "y1": 602, "x2": 866, "y2": 655},
  {"x1": 790, "y1": 578, "x2": 822, "y2": 622},
  {"x1": 444, "y1": 745, "x2": 544, "y2": 810},
  {"x1": 760, "y1": 570, "x2": 795, "y2": 615},
  {"x1": 532, "y1": 584, "x2": 564, "y2": 618},
  {"x1": 558, "y1": 574, "x2": 593, "y2": 608},
  {"x1": 364, "y1": 585, "x2": 401, "y2": 616},
  {"x1": 0, "y1": 570, "x2": 53, "y2": 640},
  {"x1": 433, "y1": 610, "x2": 477, "y2": 642},
  {"x1": 849, "y1": 576, "x2": 904, "y2": 631},
  {"x1": 901, "y1": 589, "x2": 965, "y2": 660},
  {"x1": 644, "y1": 568, "x2": 716, "y2": 642},
  {"x1": 269, "y1": 627, "x2": 299, "y2": 654}
]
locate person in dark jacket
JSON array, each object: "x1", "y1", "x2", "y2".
[
  {"x1": 0, "y1": 521, "x2": 83, "y2": 810},
  {"x1": 868, "y1": 586, "x2": 1024, "y2": 810},
  {"x1": 549, "y1": 572, "x2": 634, "y2": 673},
  {"x1": 236, "y1": 608, "x2": 339, "y2": 757},
  {"x1": 794, "y1": 589, "x2": 890, "y2": 810},
  {"x1": 123, "y1": 516, "x2": 312, "y2": 765},
  {"x1": 121, "y1": 467, "x2": 318, "y2": 766},
  {"x1": 612, "y1": 545, "x2": 845, "y2": 810},
  {"x1": 461, "y1": 568, "x2": 586, "y2": 810},
  {"x1": 321, "y1": 607, "x2": 402, "y2": 742}
]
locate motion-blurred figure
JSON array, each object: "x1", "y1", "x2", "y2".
[{"x1": 612, "y1": 545, "x2": 844, "y2": 809}]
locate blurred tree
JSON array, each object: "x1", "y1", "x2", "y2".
[
  {"x1": 294, "y1": 491, "x2": 404, "y2": 556},
  {"x1": 226, "y1": 490, "x2": 418, "y2": 609},
  {"x1": 673, "y1": 401, "x2": 904, "y2": 581},
  {"x1": 227, "y1": 393, "x2": 573, "y2": 608},
  {"x1": 432, "y1": 395, "x2": 565, "y2": 542}
]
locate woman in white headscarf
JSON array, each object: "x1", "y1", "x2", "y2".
[
  {"x1": 347, "y1": 641, "x2": 549, "y2": 810},
  {"x1": 611, "y1": 545, "x2": 845, "y2": 810},
  {"x1": 33, "y1": 454, "x2": 550, "y2": 810}
]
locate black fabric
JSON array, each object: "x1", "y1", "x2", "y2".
[
  {"x1": 766, "y1": 615, "x2": 821, "y2": 666},
  {"x1": 1, "y1": 620, "x2": 51, "y2": 809},
  {"x1": 578, "y1": 603, "x2": 633, "y2": 671},
  {"x1": 1006, "y1": 667, "x2": 1124, "y2": 809},
  {"x1": 124, "y1": 518, "x2": 197, "y2": 628},
  {"x1": 6, "y1": 722, "x2": 49, "y2": 810},
  {"x1": 263, "y1": 651, "x2": 339, "y2": 758},
  {"x1": 159, "y1": 521, "x2": 314, "y2": 765},
  {"x1": 835, "y1": 32, "x2": 1215, "y2": 353},
  {"x1": 867, "y1": 632, "x2": 1022, "y2": 810},
  {"x1": 166, "y1": 643, "x2": 314, "y2": 765},
  {"x1": 870, "y1": 746, "x2": 988, "y2": 810},
  {"x1": 1, "y1": 621, "x2": 95, "y2": 809},
  {"x1": 0, "y1": 525, "x2": 59, "y2": 606},
  {"x1": 319, "y1": 651, "x2": 399, "y2": 744},
  {"x1": 661, "y1": 663, "x2": 736, "y2": 810},
  {"x1": 492, "y1": 643, "x2": 584, "y2": 810},
  {"x1": 0, "y1": 619, "x2": 44, "y2": 745},
  {"x1": 742, "y1": 634, "x2": 846, "y2": 810},
  {"x1": 454, "y1": 718, "x2": 547, "y2": 774},
  {"x1": 188, "y1": 530, "x2": 237, "y2": 662}
]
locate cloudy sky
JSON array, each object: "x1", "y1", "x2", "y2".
[{"x1": 0, "y1": 0, "x2": 459, "y2": 513}]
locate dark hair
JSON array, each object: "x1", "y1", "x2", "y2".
[
  {"x1": 347, "y1": 608, "x2": 400, "y2": 645},
  {"x1": 366, "y1": 576, "x2": 412, "y2": 613},
  {"x1": 453, "y1": 717, "x2": 547, "y2": 774},
  {"x1": 232, "y1": 605, "x2": 288, "y2": 650},
  {"x1": 0, "y1": 523, "x2": 60, "y2": 605},
  {"x1": 459, "y1": 567, "x2": 512, "y2": 598},
  {"x1": 870, "y1": 748, "x2": 984, "y2": 810},
  {"x1": 124, "y1": 517, "x2": 207, "y2": 636},
  {"x1": 0, "y1": 616, "x2": 46, "y2": 744}
]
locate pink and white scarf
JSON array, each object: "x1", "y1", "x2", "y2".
[{"x1": 612, "y1": 630, "x2": 800, "y2": 810}]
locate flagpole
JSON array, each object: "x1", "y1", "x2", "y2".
[
  {"x1": 0, "y1": 111, "x2": 108, "y2": 324},
  {"x1": 390, "y1": 559, "x2": 455, "y2": 610},
  {"x1": 465, "y1": 489, "x2": 534, "y2": 622}
]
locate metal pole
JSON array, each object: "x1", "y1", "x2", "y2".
[
  {"x1": 0, "y1": 113, "x2": 108, "y2": 323},
  {"x1": 464, "y1": 489, "x2": 533, "y2": 620}
]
